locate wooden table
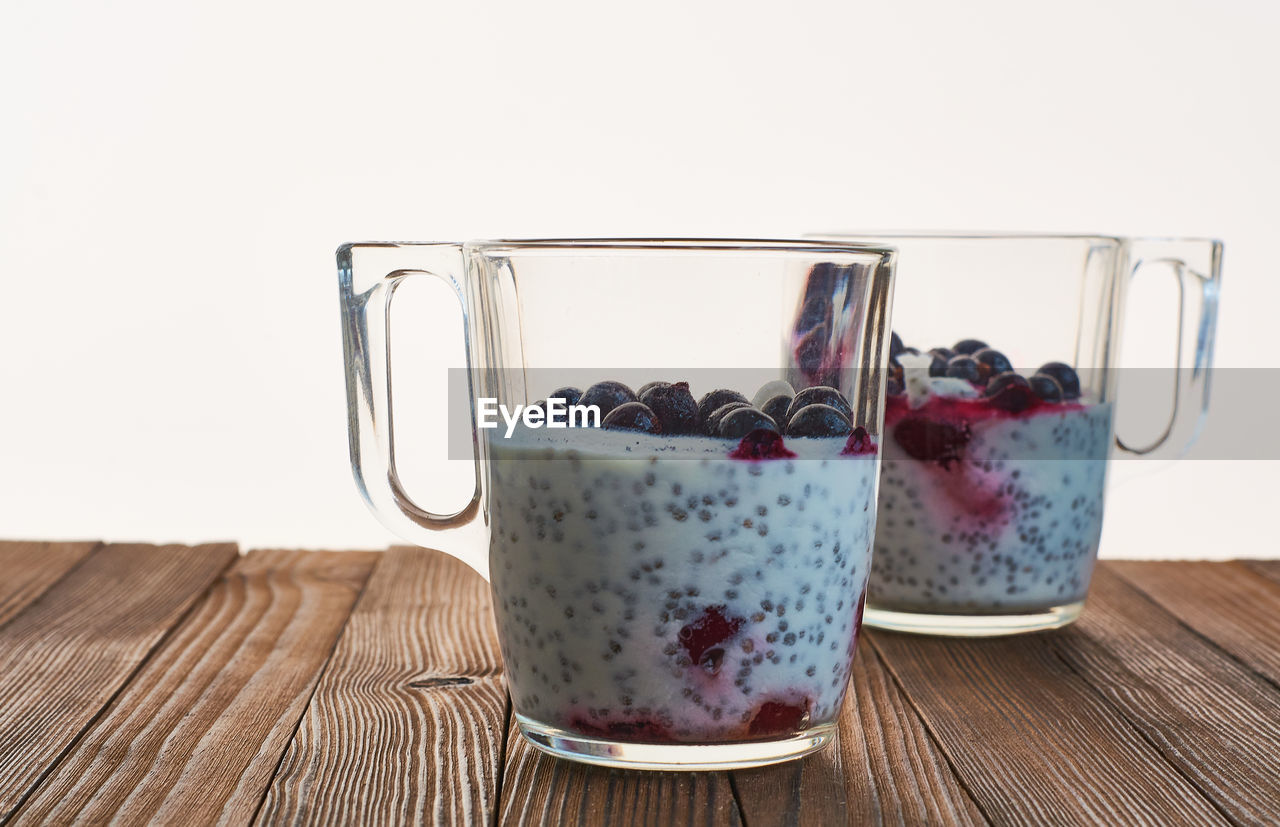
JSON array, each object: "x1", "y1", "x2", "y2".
[{"x1": 0, "y1": 541, "x2": 1277, "y2": 826}]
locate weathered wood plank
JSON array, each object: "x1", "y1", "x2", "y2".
[
  {"x1": 729, "y1": 640, "x2": 986, "y2": 827},
  {"x1": 837, "y1": 645, "x2": 986, "y2": 826},
  {"x1": 498, "y1": 715, "x2": 741, "y2": 827},
  {"x1": 865, "y1": 623, "x2": 1227, "y2": 826},
  {"x1": 0, "y1": 540, "x2": 99, "y2": 628},
  {"x1": 730, "y1": 730, "x2": 846, "y2": 827},
  {"x1": 11, "y1": 549, "x2": 377, "y2": 826},
  {"x1": 1047, "y1": 565, "x2": 1280, "y2": 825},
  {"x1": 1108, "y1": 560, "x2": 1280, "y2": 689},
  {"x1": 257, "y1": 547, "x2": 506, "y2": 826},
  {"x1": 1240, "y1": 559, "x2": 1280, "y2": 587},
  {"x1": 0, "y1": 542, "x2": 238, "y2": 820}
]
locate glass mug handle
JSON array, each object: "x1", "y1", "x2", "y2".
[
  {"x1": 338, "y1": 242, "x2": 486, "y2": 567},
  {"x1": 1115, "y1": 238, "x2": 1223, "y2": 458}
]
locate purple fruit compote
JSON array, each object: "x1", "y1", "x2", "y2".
[
  {"x1": 871, "y1": 337, "x2": 1114, "y2": 617},
  {"x1": 487, "y1": 380, "x2": 878, "y2": 747}
]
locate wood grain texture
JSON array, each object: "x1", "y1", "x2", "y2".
[
  {"x1": 1109, "y1": 560, "x2": 1280, "y2": 689},
  {"x1": 498, "y1": 716, "x2": 741, "y2": 827},
  {"x1": 0, "y1": 542, "x2": 238, "y2": 821},
  {"x1": 835, "y1": 645, "x2": 986, "y2": 826},
  {"x1": 730, "y1": 731, "x2": 846, "y2": 827},
  {"x1": 1048, "y1": 565, "x2": 1280, "y2": 825},
  {"x1": 257, "y1": 547, "x2": 507, "y2": 826},
  {"x1": 11, "y1": 549, "x2": 377, "y2": 826},
  {"x1": 0, "y1": 540, "x2": 99, "y2": 628},
  {"x1": 865, "y1": 625, "x2": 1228, "y2": 826},
  {"x1": 730, "y1": 642, "x2": 987, "y2": 827},
  {"x1": 1240, "y1": 559, "x2": 1280, "y2": 587}
]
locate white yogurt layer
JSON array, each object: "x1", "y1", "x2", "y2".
[{"x1": 487, "y1": 427, "x2": 878, "y2": 742}]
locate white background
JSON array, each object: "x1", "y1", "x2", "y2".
[{"x1": 2, "y1": 0, "x2": 1275, "y2": 560}]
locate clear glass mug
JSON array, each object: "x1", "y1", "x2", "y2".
[
  {"x1": 811, "y1": 233, "x2": 1222, "y2": 636},
  {"x1": 339, "y1": 239, "x2": 897, "y2": 770}
]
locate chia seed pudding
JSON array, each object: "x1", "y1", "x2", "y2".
[
  {"x1": 487, "y1": 380, "x2": 879, "y2": 744},
  {"x1": 870, "y1": 339, "x2": 1113, "y2": 615}
]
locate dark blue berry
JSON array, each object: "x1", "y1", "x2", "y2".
[
  {"x1": 785, "y1": 404, "x2": 852, "y2": 437},
  {"x1": 706, "y1": 401, "x2": 751, "y2": 435},
  {"x1": 984, "y1": 372, "x2": 1033, "y2": 412},
  {"x1": 549, "y1": 386, "x2": 583, "y2": 406},
  {"x1": 579, "y1": 381, "x2": 637, "y2": 419},
  {"x1": 890, "y1": 331, "x2": 904, "y2": 358},
  {"x1": 1037, "y1": 362, "x2": 1080, "y2": 399},
  {"x1": 719, "y1": 407, "x2": 779, "y2": 439},
  {"x1": 797, "y1": 296, "x2": 829, "y2": 332},
  {"x1": 1029, "y1": 373, "x2": 1063, "y2": 403},
  {"x1": 640, "y1": 381, "x2": 699, "y2": 435},
  {"x1": 945, "y1": 355, "x2": 983, "y2": 384},
  {"x1": 760, "y1": 394, "x2": 793, "y2": 429},
  {"x1": 697, "y1": 389, "x2": 749, "y2": 431},
  {"x1": 972, "y1": 348, "x2": 1013, "y2": 383},
  {"x1": 794, "y1": 323, "x2": 829, "y2": 377},
  {"x1": 890, "y1": 358, "x2": 911, "y2": 394},
  {"x1": 636, "y1": 381, "x2": 665, "y2": 398},
  {"x1": 927, "y1": 349, "x2": 951, "y2": 377},
  {"x1": 601, "y1": 402, "x2": 662, "y2": 433},
  {"x1": 786, "y1": 386, "x2": 851, "y2": 422},
  {"x1": 952, "y1": 338, "x2": 988, "y2": 355}
]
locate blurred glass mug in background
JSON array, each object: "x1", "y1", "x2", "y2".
[
  {"x1": 339, "y1": 239, "x2": 897, "y2": 770},
  {"x1": 809, "y1": 234, "x2": 1222, "y2": 636}
]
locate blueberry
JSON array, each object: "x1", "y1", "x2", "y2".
[
  {"x1": 1037, "y1": 362, "x2": 1080, "y2": 399},
  {"x1": 760, "y1": 394, "x2": 793, "y2": 428},
  {"x1": 579, "y1": 381, "x2": 637, "y2": 419},
  {"x1": 972, "y1": 348, "x2": 1013, "y2": 383},
  {"x1": 927, "y1": 349, "x2": 951, "y2": 377},
  {"x1": 697, "y1": 389, "x2": 749, "y2": 431},
  {"x1": 797, "y1": 296, "x2": 829, "y2": 332},
  {"x1": 752, "y1": 380, "x2": 795, "y2": 408},
  {"x1": 549, "y1": 386, "x2": 583, "y2": 406},
  {"x1": 1029, "y1": 373, "x2": 1064, "y2": 403},
  {"x1": 945, "y1": 355, "x2": 983, "y2": 384},
  {"x1": 785, "y1": 386, "x2": 852, "y2": 422},
  {"x1": 952, "y1": 338, "x2": 989, "y2": 355},
  {"x1": 636, "y1": 381, "x2": 665, "y2": 398},
  {"x1": 719, "y1": 407, "x2": 779, "y2": 439},
  {"x1": 640, "y1": 381, "x2": 699, "y2": 435},
  {"x1": 887, "y1": 360, "x2": 905, "y2": 395},
  {"x1": 794, "y1": 323, "x2": 829, "y2": 377},
  {"x1": 984, "y1": 372, "x2": 1033, "y2": 412},
  {"x1": 785, "y1": 404, "x2": 852, "y2": 437},
  {"x1": 706, "y1": 401, "x2": 752, "y2": 435},
  {"x1": 601, "y1": 402, "x2": 662, "y2": 433},
  {"x1": 890, "y1": 331, "x2": 904, "y2": 358}
]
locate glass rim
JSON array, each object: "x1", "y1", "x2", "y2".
[
  {"x1": 340, "y1": 238, "x2": 898, "y2": 258},
  {"x1": 810, "y1": 230, "x2": 1223, "y2": 246}
]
